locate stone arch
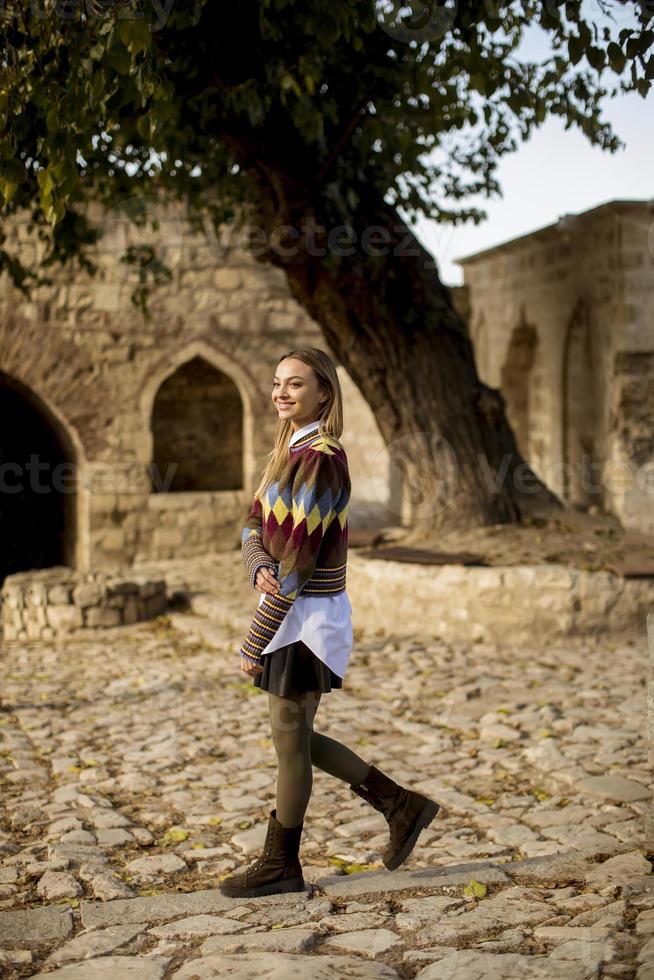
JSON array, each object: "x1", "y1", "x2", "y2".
[
  {"x1": 501, "y1": 316, "x2": 539, "y2": 459},
  {"x1": 142, "y1": 343, "x2": 251, "y2": 493},
  {"x1": 0, "y1": 315, "x2": 114, "y2": 459},
  {"x1": 562, "y1": 301, "x2": 601, "y2": 506},
  {"x1": 0, "y1": 372, "x2": 81, "y2": 583}
]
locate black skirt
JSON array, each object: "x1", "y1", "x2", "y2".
[{"x1": 252, "y1": 639, "x2": 343, "y2": 698}]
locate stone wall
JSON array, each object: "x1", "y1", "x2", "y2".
[
  {"x1": 0, "y1": 198, "x2": 392, "y2": 579},
  {"x1": 347, "y1": 553, "x2": 654, "y2": 646},
  {"x1": 457, "y1": 200, "x2": 654, "y2": 532},
  {"x1": 1, "y1": 567, "x2": 167, "y2": 642}
]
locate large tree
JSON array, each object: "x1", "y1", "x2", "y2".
[{"x1": 1, "y1": 0, "x2": 652, "y2": 529}]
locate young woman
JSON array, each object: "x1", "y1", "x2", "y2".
[{"x1": 219, "y1": 347, "x2": 440, "y2": 898}]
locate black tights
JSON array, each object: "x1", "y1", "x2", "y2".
[{"x1": 268, "y1": 690, "x2": 372, "y2": 828}]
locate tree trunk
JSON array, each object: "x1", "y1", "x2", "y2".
[{"x1": 230, "y1": 160, "x2": 562, "y2": 531}]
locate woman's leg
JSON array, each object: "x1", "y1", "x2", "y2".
[
  {"x1": 310, "y1": 729, "x2": 372, "y2": 786},
  {"x1": 268, "y1": 690, "x2": 322, "y2": 828}
]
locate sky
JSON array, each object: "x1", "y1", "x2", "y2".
[{"x1": 409, "y1": 6, "x2": 654, "y2": 286}]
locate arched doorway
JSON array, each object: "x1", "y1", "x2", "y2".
[
  {"x1": 0, "y1": 373, "x2": 77, "y2": 584},
  {"x1": 150, "y1": 356, "x2": 244, "y2": 492},
  {"x1": 562, "y1": 302, "x2": 602, "y2": 506},
  {"x1": 501, "y1": 319, "x2": 539, "y2": 460}
]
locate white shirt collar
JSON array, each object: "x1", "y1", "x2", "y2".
[{"x1": 289, "y1": 419, "x2": 321, "y2": 447}]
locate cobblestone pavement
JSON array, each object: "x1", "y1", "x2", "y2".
[{"x1": 0, "y1": 553, "x2": 652, "y2": 978}]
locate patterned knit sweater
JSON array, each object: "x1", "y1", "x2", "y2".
[{"x1": 239, "y1": 426, "x2": 350, "y2": 666}]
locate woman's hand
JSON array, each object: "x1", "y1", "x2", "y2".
[
  {"x1": 240, "y1": 655, "x2": 264, "y2": 677},
  {"x1": 255, "y1": 566, "x2": 280, "y2": 594}
]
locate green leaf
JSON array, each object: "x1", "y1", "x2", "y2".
[
  {"x1": 607, "y1": 42, "x2": 626, "y2": 74},
  {"x1": 463, "y1": 878, "x2": 487, "y2": 898},
  {"x1": 159, "y1": 828, "x2": 189, "y2": 843},
  {"x1": 106, "y1": 45, "x2": 132, "y2": 76},
  {"x1": 118, "y1": 18, "x2": 151, "y2": 55},
  {"x1": 280, "y1": 73, "x2": 302, "y2": 97},
  {"x1": 0, "y1": 178, "x2": 18, "y2": 203},
  {"x1": 587, "y1": 46, "x2": 605, "y2": 71},
  {"x1": 136, "y1": 114, "x2": 151, "y2": 139},
  {"x1": 568, "y1": 34, "x2": 585, "y2": 66}
]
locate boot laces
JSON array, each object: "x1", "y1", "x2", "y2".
[{"x1": 249, "y1": 838, "x2": 273, "y2": 872}]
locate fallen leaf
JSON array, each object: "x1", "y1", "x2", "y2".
[{"x1": 463, "y1": 878, "x2": 487, "y2": 899}]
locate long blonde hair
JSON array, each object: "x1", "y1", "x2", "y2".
[{"x1": 252, "y1": 347, "x2": 344, "y2": 501}]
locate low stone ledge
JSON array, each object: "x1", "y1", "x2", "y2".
[
  {"x1": 1, "y1": 566, "x2": 167, "y2": 641},
  {"x1": 347, "y1": 553, "x2": 654, "y2": 644},
  {"x1": 314, "y1": 860, "x2": 511, "y2": 898},
  {"x1": 79, "y1": 887, "x2": 296, "y2": 929},
  {"x1": 0, "y1": 905, "x2": 73, "y2": 948}
]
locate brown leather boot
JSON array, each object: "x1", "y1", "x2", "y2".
[
  {"x1": 219, "y1": 809, "x2": 305, "y2": 898},
  {"x1": 350, "y1": 764, "x2": 440, "y2": 871}
]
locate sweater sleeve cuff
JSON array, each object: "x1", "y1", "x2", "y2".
[
  {"x1": 239, "y1": 591, "x2": 293, "y2": 662},
  {"x1": 242, "y1": 534, "x2": 277, "y2": 588}
]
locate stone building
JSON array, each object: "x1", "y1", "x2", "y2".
[
  {"x1": 1, "y1": 196, "x2": 652, "y2": 590},
  {"x1": 453, "y1": 199, "x2": 654, "y2": 534},
  {"x1": 0, "y1": 198, "x2": 397, "y2": 585}
]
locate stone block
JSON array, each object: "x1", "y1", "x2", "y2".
[
  {"x1": 46, "y1": 605, "x2": 84, "y2": 631},
  {"x1": 224, "y1": 954, "x2": 397, "y2": 978},
  {"x1": 213, "y1": 268, "x2": 242, "y2": 290},
  {"x1": 89, "y1": 493, "x2": 119, "y2": 513},
  {"x1": 10, "y1": 608, "x2": 24, "y2": 630},
  {"x1": 31, "y1": 956, "x2": 169, "y2": 978},
  {"x1": 140, "y1": 580, "x2": 166, "y2": 599},
  {"x1": 85, "y1": 607, "x2": 122, "y2": 628},
  {"x1": 72, "y1": 583, "x2": 105, "y2": 608},
  {"x1": 26, "y1": 583, "x2": 48, "y2": 606},
  {"x1": 316, "y1": 861, "x2": 511, "y2": 898},
  {"x1": 106, "y1": 579, "x2": 140, "y2": 596},
  {"x1": 26, "y1": 618, "x2": 44, "y2": 640},
  {"x1": 0, "y1": 906, "x2": 73, "y2": 948},
  {"x1": 152, "y1": 528, "x2": 183, "y2": 548},
  {"x1": 33, "y1": 605, "x2": 48, "y2": 627},
  {"x1": 107, "y1": 595, "x2": 127, "y2": 609},
  {"x1": 3, "y1": 622, "x2": 17, "y2": 641},
  {"x1": 145, "y1": 593, "x2": 167, "y2": 618},
  {"x1": 80, "y1": 887, "x2": 238, "y2": 929},
  {"x1": 44, "y1": 924, "x2": 145, "y2": 968},
  {"x1": 576, "y1": 775, "x2": 650, "y2": 803},
  {"x1": 3, "y1": 589, "x2": 23, "y2": 609},
  {"x1": 96, "y1": 529, "x2": 125, "y2": 551},
  {"x1": 123, "y1": 597, "x2": 140, "y2": 624},
  {"x1": 48, "y1": 585, "x2": 72, "y2": 604}
]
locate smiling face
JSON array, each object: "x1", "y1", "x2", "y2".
[{"x1": 272, "y1": 357, "x2": 328, "y2": 431}]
